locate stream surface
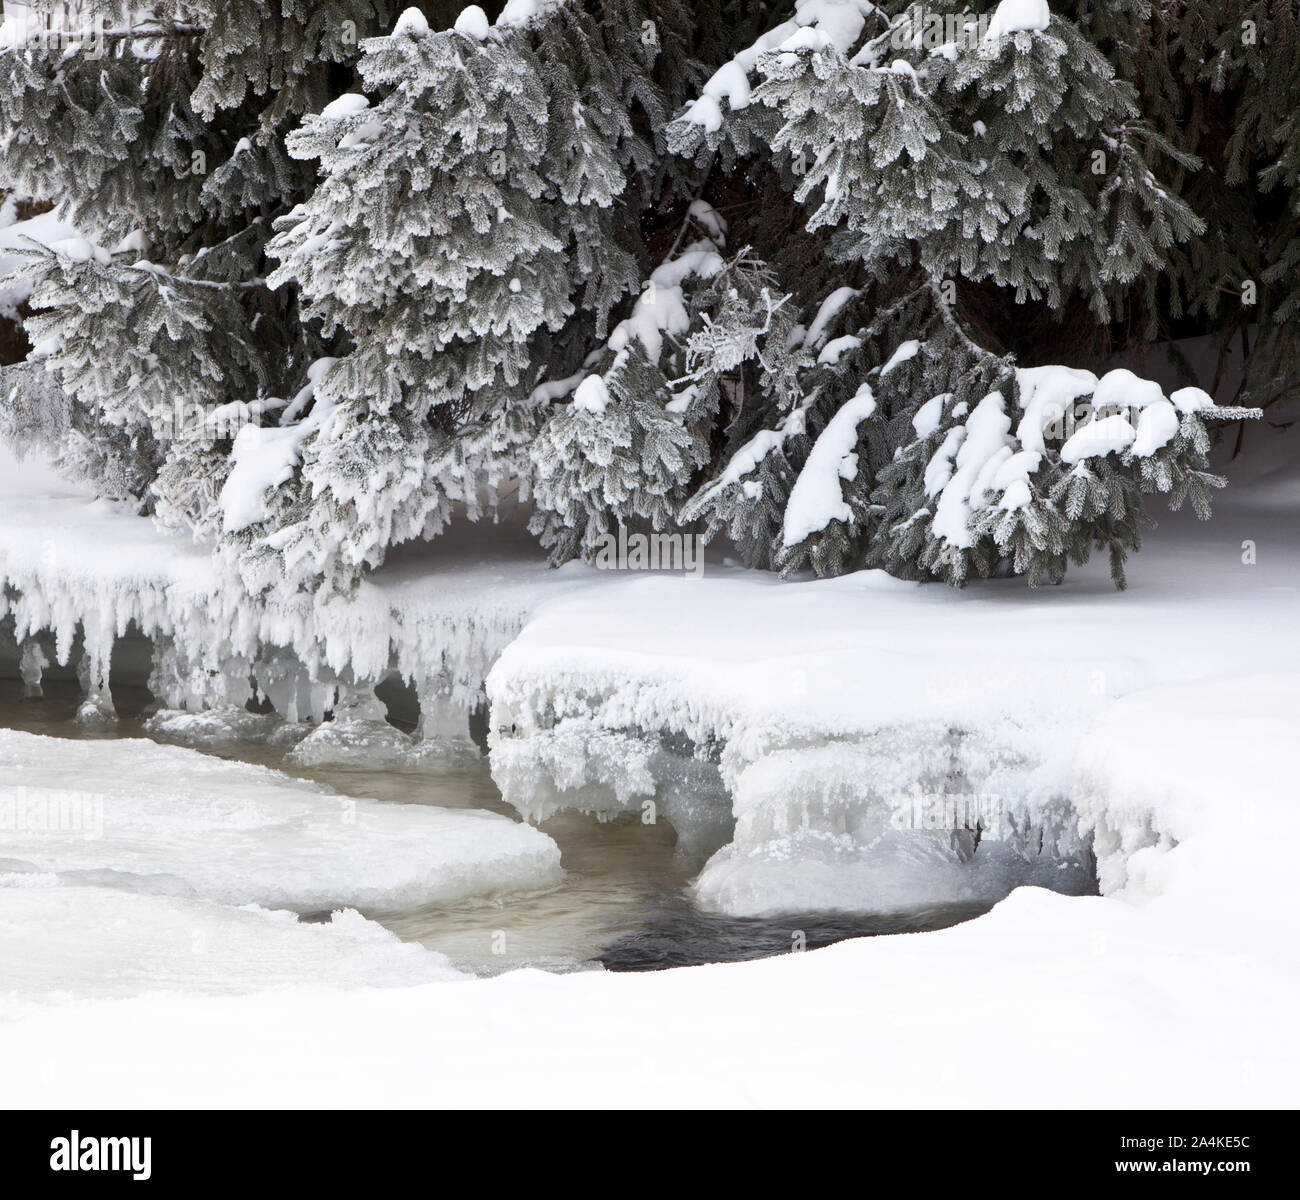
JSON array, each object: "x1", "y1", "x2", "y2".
[{"x1": 0, "y1": 675, "x2": 993, "y2": 974}]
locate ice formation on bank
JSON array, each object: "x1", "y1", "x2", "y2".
[
  {"x1": 486, "y1": 618, "x2": 1100, "y2": 913},
  {"x1": 691, "y1": 730, "x2": 1094, "y2": 917},
  {"x1": 4, "y1": 441, "x2": 1299, "y2": 924},
  {"x1": 0, "y1": 445, "x2": 595, "y2": 758},
  {"x1": 0, "y1": 729, "x2": 562, "y2": 911}
]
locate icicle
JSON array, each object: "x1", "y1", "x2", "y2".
[
  {"x1": 74, "y1": 646, "x2": 115, "y2": 726},
  {"x1": 18, "y1": 638, "x2": 48, "y2": 700}
]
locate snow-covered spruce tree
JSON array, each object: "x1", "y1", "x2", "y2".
[
  {"x1": 0, "y1": 1, "x2": 446, "y2": 519},
  {"x1": 0, "y1": 0, "x2": 1269, "y2": 595},
  {"x1": 256, "y1": 5, "x2": 635, "y2": 590},
  {"x1": 0, "y1": 355, "x2": 162, "y2": 502},
  {"x1": 668, "y1": 242, "x2": 815, "y2": 571},
  {"x1": 0, "y1": 179, "x2": 43, "y2": 365},
  {"x1": 0, "y1": 0, "x2": 781, "y2": 591},
  {"x1": 257, "y1": 1, "x2": 746, "y2": 590},
  {"x1": 670, "y1": 0, "x2": 1246, "y2": 587},
  {"x1": 527, "y1": 212, "x2": 809, "y2": 563}
]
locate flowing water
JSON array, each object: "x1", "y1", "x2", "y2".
[{"x1": 0, "y1": 674, "x2": 994, "y2": 975}]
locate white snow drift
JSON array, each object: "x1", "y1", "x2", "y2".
[{"x1": 0, "y1": 885, "x2": 465, "y2": 1001}]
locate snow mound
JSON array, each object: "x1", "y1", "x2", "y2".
[
  {"x1": 452, "y1": 7, "x2": 490, "y2": 40},
  {"x1": 0, "y1": 730, "x2": 562, "y2": 912},
  {"x1": 1073, "y1": 674, "x2": 1300, "y2": 934},
  {"x1": 0, "y1": 884, "x2": 464, "y2": 1000},
  {"x1": 986, "y1": 0, "x2": 1050, "y2": 40}
]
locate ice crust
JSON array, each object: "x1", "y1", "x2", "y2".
[{"x1": 0, "y1": 729, "x2": 563, "y2": 912}]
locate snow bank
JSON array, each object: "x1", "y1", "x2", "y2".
[
  {"x1": 1073, "y1": 675, "x2": 1300, "y2": 927},
  {"x1": 0, "y1": 885, "x2": 465, "y2": 1001},
  {"x1": 486, "y1": 571, "x2": 1111, "y2": 911},
  {"x1": 2, "y1": 860, "x2": 1293, "y2": 1105},
  {"x1": 489, "y1": 449, "x2": 1300, "y2": 916},
  {"x1": 0, "y1": 729, "x2": 562, "y2": 911}
]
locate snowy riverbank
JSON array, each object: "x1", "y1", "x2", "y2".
[
  {"x1": 1, "y1": 438, "x2": 1298, "y2": 1105},
  {"x1": 4, "y1": 668, "x2": 1299, "y2": 1104},
  {"x1": 4, "y1": 709, "x2": 1298, "y2": 1106}
]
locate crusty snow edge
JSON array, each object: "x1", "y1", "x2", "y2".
[{"x1": 0, "y1": 729, "x2": 563, "y2": 912}]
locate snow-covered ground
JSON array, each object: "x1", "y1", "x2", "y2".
[
  {"x1": 1, "y1": 888, "x2": 466, "y2": 1002},
  {"x1": 0, "y1": 435, "x2": 1297, "y2": 1106},
  {"x1": 1, "y1": 837, "x2": 1294, "y2": 1106}
]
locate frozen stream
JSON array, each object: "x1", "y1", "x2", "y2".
[{"x1": 0, "y1": 674, "x2": 995, "y2": 975}]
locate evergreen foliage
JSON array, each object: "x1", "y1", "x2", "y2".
[{"x1": 0, "y1": 1, "x2": 1282, "y2": 595}]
